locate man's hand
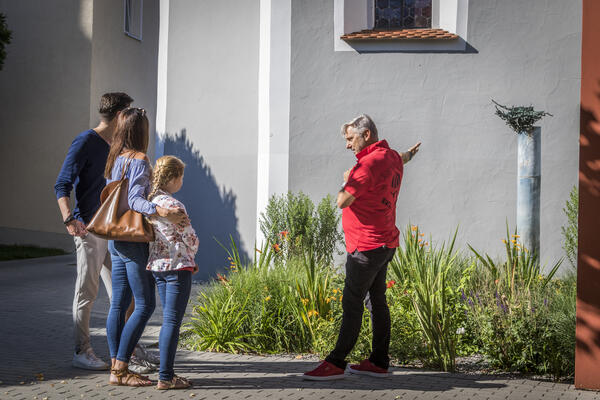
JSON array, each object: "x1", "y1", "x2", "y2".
[
  {"x1": 343, "y1": 168, "x2": 352, "y2": 183},
  {"x1": 66, "y1": 219, "x2": 88, "y2": 237},
  {"x1": 402, "y1": 142, "x2": 422, "y2": 164}
]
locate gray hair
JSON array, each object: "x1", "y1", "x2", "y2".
[{"x1": 341, "y1": 114, "x2": 378, "y2": 139}]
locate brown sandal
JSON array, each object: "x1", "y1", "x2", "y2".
[
  {"x1": 109, "y1": 367, "x2": 153, "y2": 387},
  {"x1": 156, "y1": 375, "x2": 192, "y2": 390}
]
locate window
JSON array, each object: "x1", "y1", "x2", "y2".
[
  {"x1": 374, "y1": 0, "x2": 432, "y2": 29},
  {"x1": 124, "y1": 0, "x2": 143, "y2": 41},
  {"x1": 334, "y1": 0, "x2": 469, "y2": 52}
]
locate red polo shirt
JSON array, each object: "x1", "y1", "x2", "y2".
[{"x1": 342, "y1": 140, "x2": 403, "y2": 253}]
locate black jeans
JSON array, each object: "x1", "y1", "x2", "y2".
[{"x1": 326, "y1": 246, "x2": 395, "y2": 370}]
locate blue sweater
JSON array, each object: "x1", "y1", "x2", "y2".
[{"x1": 54, "y1": 130, "x2": 110, "y2": 224}]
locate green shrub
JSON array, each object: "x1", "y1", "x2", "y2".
[
  {"x1": 463, "y1": 274, "x2": 575, "y2": 379},
  {"x1": 259, "y1": 192, "x2": 343, "y2": 265},
  {"x1": 468, "y1": 224, "x2": 561, "y2": 302},
  {"x1": 185, "y1": 223, "x2": 575, "y2": 379},
  {"x1": 561, "y1": 186, "x2": 578, "y2": 270},
  {"x1": 0, "y1": 244, "x2": 66, "y2": 261},
  {"x1": 184, "y1": 241, "x2": 341, "y2": 354},
  {"x1": 388, "y1": 226, "x2": 461, "y2": 371},
  {"x1": 0, "y1": 13, "x2": 12, "y2": 71}
]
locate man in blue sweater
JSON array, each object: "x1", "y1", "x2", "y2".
[{"x1": 55, "y1": 92, "x2": 133, "y2": 370}]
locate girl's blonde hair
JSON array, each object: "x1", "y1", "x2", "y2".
[{"x1": 149, "y1": 155, "x2": 186, "y2": 200}]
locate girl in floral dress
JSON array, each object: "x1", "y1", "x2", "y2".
[{"x1": 147, "y1": 155, "x2": 198, "y2": 390}]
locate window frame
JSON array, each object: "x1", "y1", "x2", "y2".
[{"x1": 123, "y1": 0, "x2": 143, "y2": 41}]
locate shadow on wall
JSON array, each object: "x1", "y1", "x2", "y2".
[
  {"x1": 162, "y1": 129, "x2": 248, "y2": 282},
  {"x1": 577, "y1": 83, "x2": 600, "y2": 357}
]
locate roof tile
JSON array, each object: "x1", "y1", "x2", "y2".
[{"x1": 341, "y1": 28, "x2": 459, "y2": 41}]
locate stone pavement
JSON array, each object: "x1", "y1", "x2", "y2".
[{"x1": 1, "y1": 254, "x2": 599, "y2": 400}]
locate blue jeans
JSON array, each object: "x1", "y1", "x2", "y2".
[
  {"x1": 106, "y1": 240, "x2": 156, "y2": 362},
  {"x1": 153, "y1": 270, "x2": 192, "y2": 381}
]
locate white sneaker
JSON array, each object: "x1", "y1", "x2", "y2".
[
  {"x1": 128, "y1": 355, "x2": 157, "y2": 374},
  {"x1": 134, "y1": 343, "x2": 160, "y2": 365},
  {"x1": 72, "y1": 349, "x2": 109, "y2": 370}
]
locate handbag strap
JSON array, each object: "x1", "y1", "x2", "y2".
[{"x1": 119, "y1": 152, "x2": 137, "y2": 181}]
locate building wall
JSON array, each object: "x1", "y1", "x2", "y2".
[
  {"x1": 161, "y1": 0, "x2": 260, "y2": 279},
  {"x1": 0, "y1": 0, "x2": 159, "y2": 251},
  {"x1": 289, "y1": 0, "x2": 581, "y2": 268},
  {"x1": 89, "y1": 0, "x2": 159, "y2": 158},
  {"x1": 0, "y1": 0, "x2": 93, "y2": 250}
]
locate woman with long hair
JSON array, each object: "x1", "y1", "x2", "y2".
[{"x1": 104, "y1": 108, "x2": 186, "y2": 387}]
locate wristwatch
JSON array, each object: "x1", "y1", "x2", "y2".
[{"x1": 63, "y1": 215, "x2": 76, "y2": 225}]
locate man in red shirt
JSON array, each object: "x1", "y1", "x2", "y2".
[{"x1": 304, "y1": 114, "x2": 420, "y2": 380}]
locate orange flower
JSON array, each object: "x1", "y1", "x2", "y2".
[
  {"x1": 280, "y1": 230, "x2": 289, "y2": 239},
  {"x1": 386, "y1": 280, "x2": 396, "y2": 289},
  {"x1": 216, "y1": 273, "x2": 228, "y2": 283},
  {"x1": 411, "y1": 226, "x2": 418, "y2": 231},
  {"x1": 273, "y1": 243, "x2": 281, "y2": 252},
  {"x1": 494, "y1": 279, "x2": 499, "y2": 285}
]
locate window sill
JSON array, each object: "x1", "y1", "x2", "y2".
[{"x1": 341, "y1": 28, "x2": 458, "y2": 41}]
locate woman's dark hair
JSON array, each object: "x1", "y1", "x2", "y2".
[
  {"x1": 104, "y1": 108, "x2": 149, "y2": 178},
  {"x1": 99, "y1": 92, "x2": 134, "y2": 121}
]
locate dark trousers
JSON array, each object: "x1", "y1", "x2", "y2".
[{"x1": 325, "y1": 246, "x2": 395, "y2": 370}]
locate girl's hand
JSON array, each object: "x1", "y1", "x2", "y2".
[{"x1": 192, "y1": 264, "x2": 199, "y2": 274}]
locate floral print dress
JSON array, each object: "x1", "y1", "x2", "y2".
[{"x1": 147, "y1": 190, "x2": 199, "y2": 272}]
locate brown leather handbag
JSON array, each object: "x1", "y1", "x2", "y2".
[{"x1": 87, "y1": 157, "x2": 155, "y2": 242}]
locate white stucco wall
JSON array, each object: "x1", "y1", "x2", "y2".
[
  {"x1": 0, "y1": 0, "x2": 93, "y2": 249},
  {"x1": 160, "y1": 0, "x2": 259, "y2": 279},
  {"x1": 0, "y1": 0, "x2": 159, "y2": 250},
  {"x1": 89, "y1": 0, "x2": 159, "y2": 160},
  {"x1": 288, "y1": 0, "x2": 581, "y2": 269}
]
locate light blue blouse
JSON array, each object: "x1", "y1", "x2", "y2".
[{"x1": 107, "y1": 156, "x2": 157, "y2": 216}]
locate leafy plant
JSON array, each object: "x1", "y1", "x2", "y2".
[
  {"x1": 185, "y1": 290, "x2": 260, "y2": 353},
  {"x1": 463, "y1": 275, "x2": 575, "y2": 379},
  {"x1": 389, "y1": 225, "x2": 459, "y2": 371},
  {"x1": 492, "y1": 100, "x2": 552, "y2": 134},
  {"x1": 0, "y1": 13, "x2": 12, "y2": 71},
  {"x1": 561, "y1": 186, "x2": 578, "y2": 270},
  {"x1": 259, "y1": 192, "x2": 343, "y2": 265},
  {"x1": 295, "y1": 246, "x2": 334, "y2": 344},
  {"x1": 468, "y1": 223, "x2": 561, "y2": 300},
  {"x1": 185, "y1": 227, "x2": 576, "y2": 379}
]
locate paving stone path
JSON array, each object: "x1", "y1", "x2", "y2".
[{"x1": 0, "y1": 254, "x2": 598, "y2": 400}]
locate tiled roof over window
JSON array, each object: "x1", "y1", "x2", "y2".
[{"x1": 341, "y1": 28, "x2": 458, "y2": 41}]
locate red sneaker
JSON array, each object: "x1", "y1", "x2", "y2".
[
  {"x1": 303, "y1": 361, "x2": 346, "y2": 381},
  {"x1": 347, "y1": 359, "x2": 391, "y2": 378}
]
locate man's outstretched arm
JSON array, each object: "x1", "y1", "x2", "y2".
[{"x1": 400, "y1": 142, "x2": 422, "y2": 164}]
